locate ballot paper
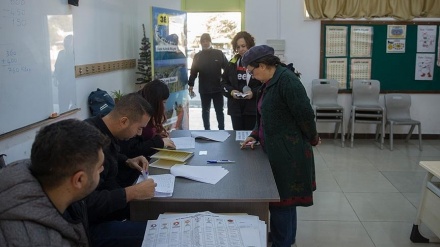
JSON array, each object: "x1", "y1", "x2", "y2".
[
  {"x1": 170, "y1": 165, "x2": 228, "y2": 185},
  {"x1": 141, "y1": 211, "x2": 266, "y2": 247},
  {"x1": 136, "y1": 174, "x2": 175, "y2": 197}
]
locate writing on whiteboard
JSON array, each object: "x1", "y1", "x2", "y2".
[
  {"x1": 1, "y1": 0, "x2": 27, "y2": 28},
  {"x1": 0, "y1": 47, "x2": 32, "y2": 75}
]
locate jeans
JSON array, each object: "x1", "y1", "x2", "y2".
[
  {"x1": 200, "y1": 93, "x2": 224, "y2": 130},
  {"x1": 269, "y1": 205, "x2": 297, "y2": 247},
  {"x1": 90, "y1": 221, "x2": 147, "y2": 247}
]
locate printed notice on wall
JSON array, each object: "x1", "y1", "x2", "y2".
[
  {"x1": 326, "y1": 58, "x2": 347, "y2": 89},
  {"x1": 417, "y1": 25, "x2": 437, "y2": 53},
  {"x1": 350, "y1": 59, "x2": 371, "y2": 86},
  {"x1": 386, "y1": 39, "x2": 406, "y2": 53},
  {"x1": 326, "y1": 26, "x2": 347, "y2": 57},
  {"x1": 437, "y1": 26, "x2": 440, "y2": 67},
  {"x1": 415, "y1": 53, "x2": 435, "y2": 80},
  {"x1": 350, "y1": 26, "x2": 373, "y2": 57},
  {"x1": 387, "y1": 25, "x2": 406, "y2": 39}
]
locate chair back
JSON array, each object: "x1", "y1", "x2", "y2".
[
  {"x1": 311, "y1": 79, "x2": 339, "y2": 105},
  {"x1": 352, "y1": 79, "x2": 381, "y2": 106},
  {"x1": 385, "y1": 94, "x2": 412, "y2": 120}
]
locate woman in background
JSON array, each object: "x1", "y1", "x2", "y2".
[
  {"x1": 120, "y1": 79, "x2": 175, "y2": 160},
  {"x1": 240, "y1": 45, "x2": 320, "y2": 247},
  {"x1": 221, "y1": 31, "x2": 261, "y2": 130}
]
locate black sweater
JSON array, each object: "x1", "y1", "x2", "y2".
[{"x1": 188, "y1": 48, "x2": 228, "y2": 94}]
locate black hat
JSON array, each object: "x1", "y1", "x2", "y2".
[
  {"x1": 200, "y1": 33, "x2": 211, "y2": 42},
  {"x1": 242, "y1": 45, "x2": 275, "y2": 67}
]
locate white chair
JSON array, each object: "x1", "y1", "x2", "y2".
[
  {"x1": 347, "y1": 79, "x2": 385, "y2": 149},
  {"x1": 311, "y1": 79, "x2": 344, "y2": 147},
  {"x1": 385, "y1": 94, "x2": 422, "y2": 151}
]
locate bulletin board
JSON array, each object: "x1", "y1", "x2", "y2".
[{"x1": 320, "y1": 20, "x2": 440, "y2": 93}]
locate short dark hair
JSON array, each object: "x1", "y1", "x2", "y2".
[
  {"x1": 112, "y1": 92, "x2": 154, "y2": 122},
  {"x1": 231, "y1": 31, "x2": 255, "y2": 54},
  {"x1": 139, "y1": 79, "x2": 169, "y2": 134},
  {"x1": 30, "y1": 119, "x2": 109, "y2": 188}
]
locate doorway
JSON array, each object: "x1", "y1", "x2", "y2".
[{"x1": 187, "y1": 12, "x2": 241, "y2": 130}]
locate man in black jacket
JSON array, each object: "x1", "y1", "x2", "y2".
[
  {"x1": 84, "y1": 92, "x2": 157, "y2": 247},
  {"x1": 188, "y1": 33, "x2": 228, "y2": 130}
]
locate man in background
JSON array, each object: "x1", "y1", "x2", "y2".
[
  {"x1": 84, "y1": 92, "x2": 156, "y2": 247},
  {"x1": 188, "y1": 33, "x2": 228, "y2": 130},
  {"x1": 0, "y1": 119, "x2": 109, "y2": 246}
]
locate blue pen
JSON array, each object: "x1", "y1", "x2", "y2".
[
  {"x1": 141, "y1": 170, "x2": 148, "y2": 179},
  {"x1": 207, "y1": 160, "x2": 235, "y2": 164}
]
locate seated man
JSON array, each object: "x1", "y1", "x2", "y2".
[
  {"x1": 84, "y1": 92, "x2": 157, "y2": 247},
  {"x1": 0, "y1": 119, "x2": 109, "y2": 246}
]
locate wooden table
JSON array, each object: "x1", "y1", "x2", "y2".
[
  {"x1": 411, "y1": 161, "x2": 440, "y2": 243},
  {"x1": 130, "y1": 130, "x2": 280, "y2": 225}
]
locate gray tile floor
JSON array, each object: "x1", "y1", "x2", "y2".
[{"x1": 189, "y1": 107, "x2": 440, "y2": 247}]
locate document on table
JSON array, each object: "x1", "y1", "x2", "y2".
[
  {"x1": 149, "y1": 159, "x2": 185, "y2": 170},
  {"x1": 170, "y1": 137, "x2": 195, "y2": 149},
  {"x1": 190, "y1": 131, "x2": 230, "y2": 142},
  {"x1": 136, "y1": 174, "x2": 175, "y2": 197},
  {"x1": 150, "y1": 149, "x2": 194, "y2": 162},
  {"x1": 142, "y1": 211, "x2": 266, "y2": 247},
  {"x1": 170, "y1": 164, "x2": 229, "y2": 185},
  {"x1": 235, "y1": 131, "x2": 252, "y2": 141}
]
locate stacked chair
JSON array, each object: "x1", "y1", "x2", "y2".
[
  {"x1": 311, "y1": 79, "x2": 345, "y2": 147},
  {"x1": 384, "y1": 94, "x2": 422, "y2": 151},
  {"x1": 347, "y1": 79, "x2": 385, "y2": 149}
]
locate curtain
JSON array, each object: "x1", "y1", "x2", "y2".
[{"x1": 305, "y1": 0, "x2": 440, "y2": 20}]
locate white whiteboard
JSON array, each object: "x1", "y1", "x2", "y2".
[{"x1": 0, "y1": 0, "x2": 76, "y2": 135}]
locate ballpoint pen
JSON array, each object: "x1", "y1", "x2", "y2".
[
  {"x1": 141, "y1": 170, "x2": 148, "y2": 179},
  {"x1": 207, "y1": 160, "x2": 235, "y2": 164}
]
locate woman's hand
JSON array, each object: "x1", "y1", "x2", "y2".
[
  {"x1": 240, "y1": 136, "x2": 256, "y2": 150},
  {"x1": 163, "y1": 137, "x2": 176, "y2": 149}
]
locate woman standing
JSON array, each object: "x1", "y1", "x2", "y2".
[
  {"x1": 240, "y1": 45, "x2": 320, "y2": 247},
  {"x1": 221, "y1": 31, "x2": 261, "y2": 130},
  {"x1": 120, "y1": 79, "x2": 176, "y2": 160}
]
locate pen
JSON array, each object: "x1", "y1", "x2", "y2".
[
  {"x1": 141, "y1": 170, "x2": 148, "y2": 179},
  {"x1": 207, "y1": 160, "x2": 235, "y2": 164}
]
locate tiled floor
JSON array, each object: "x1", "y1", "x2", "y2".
[{"x1": 189, "y1": 107, "x2": 440, "y2": 247}]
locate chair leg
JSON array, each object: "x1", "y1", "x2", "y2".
[
  {"x1": 390, "y1": 124, "x2": 394, "y2": 151},
  {"x1": 349, "y1": 112, "x2": 354, "y2": 148},
  {"x1": 334, "y1": 122, "x2": 339, "y2": 139},
  {"x1": 418, "y1": 124, "x2": 422, "y2": 151},
  {"x1": 380, "y1": 113, "x2": 385, "y2": 150},
  {"x1": 406, "y1": 125, "x2": 416, "y2": 142},
  {"x1": 341, "y1": 119, "x2": 345, "y2": 148}
]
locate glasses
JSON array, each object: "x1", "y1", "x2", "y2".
[{"x1": 247, "y1": 66, "x2": 258, "y2": 75}]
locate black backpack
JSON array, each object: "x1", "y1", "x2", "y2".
[{"x1": 88, "y1": 88, "x2": 115, "y2": 116}]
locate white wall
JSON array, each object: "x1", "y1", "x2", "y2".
[
  {"x1": 246, "y1": 0, "x2": 440, "y2": 136},
  {"x1": 1, "y1": 0, "x2": 438, "y2": 163}
]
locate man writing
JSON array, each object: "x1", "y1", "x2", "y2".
[{"x1": 84, "y1": 92, "x2": 156, "y2": 247}]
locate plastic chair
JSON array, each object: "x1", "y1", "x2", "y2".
[
  {"x1": 385, "y1": 94, "x2": 422, "y2": 151},
  {"x1": 347, "y1": 79, "x2": 385, "y2": 149},
  {"x1": 311, "y1": 79, "x2": 344, "y2": 147}
]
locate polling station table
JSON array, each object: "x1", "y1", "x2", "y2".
[{"x1": 130, "y1": 130, "x2": 280, "y2": 226}]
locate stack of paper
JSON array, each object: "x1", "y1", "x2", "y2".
[
  {"x1": 136, "y1": 174, "x2": 175, "y2": 197},
  {"x1": 170, "y1": 165, "x2": 228, "y2": 185},
  {"x1": 142, "y1": 211, "x2": 266, "y2": 247},
  {"x1": 191, "y1": 131, "x2": 230, "y2": 142},
  {"x1": 149, "y1": 149, "x2": 194, "y2": 170},
  {"x1": 170, "y1": 137, "x2": 195, "y2": 149}
]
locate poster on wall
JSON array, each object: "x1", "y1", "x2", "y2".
[
  {"x1": 417, "y1": 25, "x2": 437, "y2": 53},
  {"x1": 386, "y1": 39, "x2": 405, "y2": 53},
  {"x1": 387, "y1": 25, "x2": 406, "y2": 39},
  {"x1": 350, "y1": 26, "x2": 373, "y2": 57},
  {"x1": 350, "y1": 59, "x2": 371, "y2": 86},
  {"x1": 415, "y1": 53, "x2": 435, "y2": 80},
  {"x1": 152, "y1": 6, "x2": 188, "y2": 130},
  {"x1": 326, "y1": 58, "x2": 347, "y2": 88},
  {"x1": 325, "y1": 26, "x2": 347, "y2": 57}
]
